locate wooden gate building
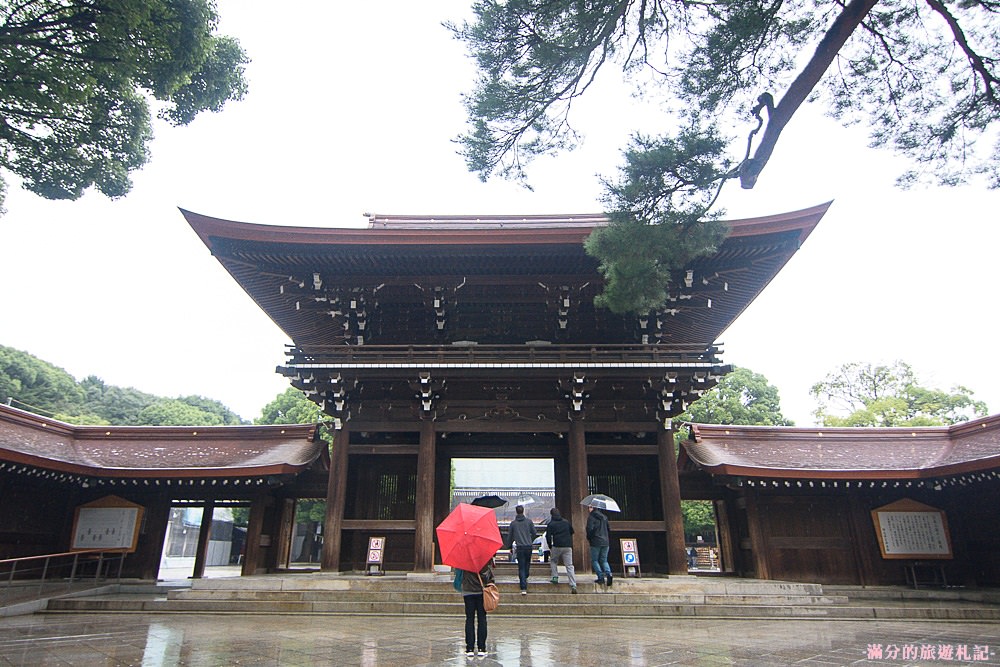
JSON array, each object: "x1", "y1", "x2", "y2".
[
  {"x1": 181, "y1": 203, "x2": 831, "y2": 574},
  {"x1": 4, "y1": 201, "x2": 1000, "y2": 586}
]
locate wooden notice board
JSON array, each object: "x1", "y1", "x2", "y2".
[
  {"x1": 71, "y1": 495, "x2": 145, "y2": 553},
  {"x1": 871, "y1": 498, "x2": 952, "y2": 560}
]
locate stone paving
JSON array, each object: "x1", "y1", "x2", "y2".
[{"x1": 1, "y1": 611, "x2": 999, "y2": 666}]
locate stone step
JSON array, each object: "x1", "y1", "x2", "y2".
[
  {"x1": 43, "y1": 595, "x2": 1000, "y2": 620},
  {"x1": 35, "y1": 576, "x2": 1000, "y2": 621},
  {"x1": 824, "y1": 585, "x2": 1000, "y2": 605},
  {"x1": 180, "y1": 574, "x2": 826, "y2": 596},
  {"x1": 164, "y1": 587, "x2": 847, "y2": 607}
]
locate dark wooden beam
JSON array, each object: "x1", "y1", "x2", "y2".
[
  {"x1": 341, "y1": 520, "x2": 417, "y2": 530},
  {"x1": 241, "y1": 494, "x2": 268, "y2": 576},
  {"x1": 321, "y1": 428, "x2": 350, "y2": 572},
  {"x1": 414, "y1": 421, "x2": 436, "y2": 571},
  {"x1": 191, "y1": 500, "x2": 214, "y2": 579},
  {"x1": 568, "y1": 420, "x2": 589, "y2": 573},
  {"x1": 658, "y1": 427, "x2": 688, "y2": 575}
]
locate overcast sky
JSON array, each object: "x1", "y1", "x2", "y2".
[{"x1": 1, "y1": 2, "x2": 998, "y2": 427}]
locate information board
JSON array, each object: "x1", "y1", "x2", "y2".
[
  {"x1": 871, "y1": 498, "x2": 952, "y2": 560},
  {"x1": 71, "y1": 496, "x2": 144, "y2": 552}
]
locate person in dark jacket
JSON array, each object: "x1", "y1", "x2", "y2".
[
  {"x1": 585, "y1": 506, "x2": 613, "y2": 586},
  {"x1": 504, "y1": 504, "x2": 538, "y2": 594},
  {"x1": 459, "y1": 558, "x2": 495, "y2": 657},
  {"x1": 544, "y1": 507, "x2": 577, "y2": 592}
]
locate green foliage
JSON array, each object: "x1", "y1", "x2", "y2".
[
  {"x1": 681, "y1": 500, "x2": 716, "y2": 541},
  {"x1": 1, "y1": 344, "x2": 247, "y2": 425},
  {"x1": 810, "y1": 361, "x2": 988, "y2": 427},
  {"x1": 0, "y1": 0, "x2": 248, "y2": 210},
  {"x1": 135, "y1": 396, "x2": 245, "y2": 426},
  {"x1": 0, "y1": 345, "x2": 85, "y2": 415},
  {"x1": 584, "y1": 127, "x2": 731, "y2": 313},
  {"x1": 80, "y1": 375, "x2": 160, "y2": 424},
  {"x1": 256, "y1": 387, "x2": 332, "y2": 450},
  {"x1": 452, "y1": 0, "x2": 1000, "y2": 312},
  {"x1": 255, "y1": 387, "x2": 324, "y2": 426},
  {"x1": 173, "y1": 395, "x2": 243, "y2": 425},
  {"x1": 295, "y1": 499, "x2": 326, "y2": 524},
  {"x1": 230, "y1": 507, "x2": 249, "y2": 527},
  {"x1": 681, "y1": 366, "x2": 793, "y2": 427}
]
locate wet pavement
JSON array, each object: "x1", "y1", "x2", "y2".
[{"x1": 1, "y1": 611, "x2": 999, "y2": 666}]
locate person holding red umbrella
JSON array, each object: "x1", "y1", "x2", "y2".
[
  {"x1": 436, "y1": 503, "x2": 503, "y2": 657},
  {"x1": 458, "y1": 557, "x2": 495, "y2": 657}
]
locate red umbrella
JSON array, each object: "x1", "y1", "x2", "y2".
[{"x1": 436, "y1": 503, "x2": 503, "y2": 572}]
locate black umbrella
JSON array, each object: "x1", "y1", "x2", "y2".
[{"x1": 471, "y1": 494, "x2": 508, "y2": 509}]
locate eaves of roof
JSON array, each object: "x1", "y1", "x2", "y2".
[
  {"x1": 681, "y1": 414, "x2": 1000, "y2": 479},
  {"x1": 0, "y1": 404, "x2": 324, "y2": 479},
  {"x1": 181, "y1": 201, "x2": 832, "y2": 249}
]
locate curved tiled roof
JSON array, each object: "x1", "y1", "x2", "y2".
[
  {"x1": 0, "y1": 404, "x2": 324, "y2": 479},
  {"x1": 180, "y1": 203, "x2": 832, "y2": 348},
  {"x1": 682, "y1": 414, "x2": 1000, "y2": 479}
]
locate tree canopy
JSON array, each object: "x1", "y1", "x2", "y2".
[
  {"x1": 0, "y1": 344, "x2": 85, "y2": 417},
  {"x1": 255, "y1": 387, "x2": 325, "y2": 426},
  {"x1": 1, "y1": 344, "x2": 246, "y2": 425},
  {"x1": 681, "y1": 366, "x2": 793, "y2": 427},
  {"x1": 450, "y1": 0, "x2": 1000, "y2": 313},
  {"x1": 810, "y1": 360, "x2": 988, "y2": 427},
  {"x1": 0, "y1": 0, "x2": 248, "y2": 212}
]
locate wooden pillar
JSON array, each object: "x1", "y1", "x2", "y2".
[
  {"x1": 568, "y1": 420, "x2": 589, "y2": 572},
  {"x1": 141, "y1": 500, "x2": 172, "y2": 580},
  {"x1": 552, "y1": 449, "x2": 571, "y2": 518},
  {"x1": 658, "y1": 426, "x2": 688, "y2": 575},
  {"x1": 191, "y1": 501, "x2": 215, "y2": 579},
  {"x1": 743, "y1": 490, "x2": 771, "y2": 580},
  {"x1": 714, "y1": 499, "x2": 737, "y2": 574},
  {"x1": 322, "y1": 427, "x2": 350, "y2": 571},
  {"x1": 274, "y1": 498, "x2": 296, "y2": 569},
  {"x1": 414, "y1": 420, "x2": 436, "y2": 571},
  {"x1": 241, "y1": 494, "x2": 267, "y2": 576}
]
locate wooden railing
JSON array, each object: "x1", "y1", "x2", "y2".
[{"x1": 284, "y1": 343, "x2": 723, "y2": 366}]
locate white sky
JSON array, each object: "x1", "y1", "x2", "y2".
[
  {"x1": 1, "y1": 2, "x2": 998, "y2": 426},
  {"x1": 453, "y1": 459, "x2": 554, "y2": 489}
]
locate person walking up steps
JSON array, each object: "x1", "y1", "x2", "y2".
[
  {"x1": 544, "y1": 507, "x2": 577, "y2": 593},
  {"x1": 504, "y1": 504, "x2": 537, "y2": 595}
]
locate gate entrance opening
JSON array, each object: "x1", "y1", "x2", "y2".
[{"x1": 451, "y1": 458, "x2": 554, "y2": 562}]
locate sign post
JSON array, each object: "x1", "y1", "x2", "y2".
[
  {"x1": 871, "y1": 498, "x2": 952, "y2": 589},
  {"x1": 619, "y1": 537, "x2": 641, "y2": 578},
  {"x1": 366, "y1": 536, "x2": 386, "y2": 576}
]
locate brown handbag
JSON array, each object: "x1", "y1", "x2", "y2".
[{"x1": 478, "y1": 573, "x2": 500, "y2": 612}]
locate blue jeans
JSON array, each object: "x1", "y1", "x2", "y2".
[
  {"x1": 515, "y1": 546, "x2": 533, "y2": 590},
  {"x1": 590, "y1": 545, "x2": 611, "y2": 580}
]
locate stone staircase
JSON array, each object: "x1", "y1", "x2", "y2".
[{"x1": 38, "y1": 574, "x2": 1000, "y2": 621}]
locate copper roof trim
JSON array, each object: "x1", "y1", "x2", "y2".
[
  {"x1": 181, "y1": 202, "x2": 832, "y2": 249},
  {"x1": 682, "y1": 413, "x2": 1000, "y2": 479},
  {"x1": 0, "y1": 404, "x2": 325, "y2": 478}
]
